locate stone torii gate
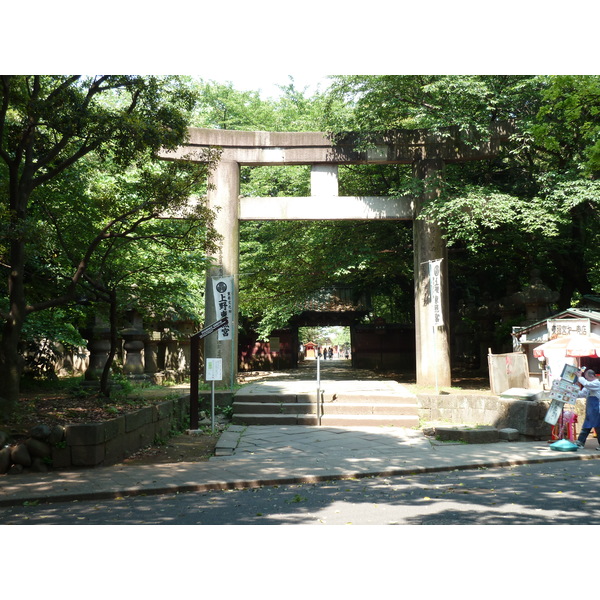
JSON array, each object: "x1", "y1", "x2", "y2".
[{"x1": 162, "y1": 123, "x2": 512, "y2": 389}]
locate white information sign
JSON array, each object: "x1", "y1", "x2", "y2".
[
  {"x1": 205, "y1": 358, "x2": 223, "y2": 381},
  {"x1": 544, "y1": 399, "x2": 566, "y2": 425}
]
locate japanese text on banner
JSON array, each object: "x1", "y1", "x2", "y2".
[
  {"x1": 429, "y1": 259, "x2": 444, "y2": 327},
  {"x1": 212, "y1": 277, "x2": 233, "y2": 341}
]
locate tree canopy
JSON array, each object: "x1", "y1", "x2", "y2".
[
  {"x1": 0, "y1": 75, "x2": 218, "y2": 415},
  {"x1": 202, "y1": 75, "x2": 600, "y2": 360},
  {"x1": 325, "y1": 75, "x2": 600, "y2": 357},
  {"x1": 2, "y1": 74, "x2": 599, "y2": 418}
]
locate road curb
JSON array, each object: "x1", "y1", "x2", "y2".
[{"x1": 2, "y1": 451, "x2": 598, "y2": 508}]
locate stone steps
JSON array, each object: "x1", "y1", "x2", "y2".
[
  {"x1": 232, "y1": 385, "x2": 419, "y2": 427},
  {"x1": 234, "y1": 401, "x2": 418, "y2": 416},
  {"x1": 231, "y1": 413, "x2": 419, "y2": 427}
]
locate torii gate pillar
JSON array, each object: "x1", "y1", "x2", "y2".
[
  {"x1": 204, "y1": 159, "x2": 239, "y2": 390},
  {"x1": 413, "y1": 158, "x2": 450, "y2": 387}
]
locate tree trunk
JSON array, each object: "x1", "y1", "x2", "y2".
[
  {"x1": 0, "y1": 321, "x2": 24, "y2": 420},
  {"x1": 0, "y1": 204, "x2": 28, "y2": 420},
  {"x1": 100, "y1": 290, "x2": 118, "y2": 397}
]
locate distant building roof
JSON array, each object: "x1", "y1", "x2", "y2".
[
  {"x1": 514, "y1": 308, "x2": 600, "y2": 342},
  {"x1": 298, "y1": 286, "x2": 371, "y2": 313},
  {"x1": 291, "y1": 286, "x2": 371, "y2": 327}
]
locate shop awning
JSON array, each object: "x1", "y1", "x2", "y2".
[{"x1": 533, "y1": 333, "x2": 600, "y2": 358}]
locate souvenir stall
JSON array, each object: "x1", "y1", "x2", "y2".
[
  {"x1": 534, "y1": 335, "x2": 600, "y2": 451},
  {"x1": 513, "y1": 309, "x2": 600, "y2": 387}
]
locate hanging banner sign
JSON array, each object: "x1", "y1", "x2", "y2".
[
  {"x1": 429, "y1": 258, "x2": 444, "y2": 327},
  {"x1": 212, "y1": 276, "x2": 234, "y2": 341}
]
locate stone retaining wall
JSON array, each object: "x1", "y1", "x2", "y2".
[
  {"x1": 417, "y1": 394, "x2": 557, "y2": 439},
  {"x1": 53, "y1": 394, "x2": 191, "y2": 468},
  {"x1": 0, "y1": 394, "x2": 191, "y2": 475}
]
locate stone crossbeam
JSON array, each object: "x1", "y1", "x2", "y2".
[
  {"x1": 160, "y1": 123, "x2": 513, "y2": 165},
  {"x1": 239, "y1": 195, "x2": 414, "y2": 221}
]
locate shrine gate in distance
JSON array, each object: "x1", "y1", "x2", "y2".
[{"x1": 162, "y1": 124, "x2": 512, "y2": 389}]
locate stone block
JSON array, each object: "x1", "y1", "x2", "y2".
[
  {"x1": 66, "y1": 423, "x2": 105, "y2": 446},
  {"x1": 29, "y1": 424, "x2": 52, "y2": 441},
  {"x1": 437, "y1": 407, "x2": 456, "y2": 422},
  {"x1": 484, "y1": 409, "x2": 501, "y2": 426},
  {"x1": 0, "y1": 446, "x2": 12, "y2": 474},
  {"x1": 466, "y1": 409, "x2": 487, "y2": 424},
  {"x1": 484, "y1": 397, "x2": 501, "y2": 412},
  {"x1": 125, "y1": 406, "x2": 153, "y2": 432},
  {"x1": 25, "y1": 438, "x2": 51, "y2": 459},
  {"x1": 154, "y1": 399, "x2": 173, "y2": 421},
  {"x1": 418, "y1": 395, "x2": 432, "y2": 410},
  {"x1": 30, "y1": 457, "x2": 49, "y2": 473},
  {"x1": 104, "y1": 435, "x2": 127, "y2": 465},
  {"x1": 448, "y1": 396, "x2": 461, "y2": 410},
  {"x1": 227, "y1": 425, "x2": 246, "y2": 433},
  {"x1": 123, "y1": 424, "x2": 154, "y2": 454},
  {"x1": 155, "y1": 418, "x2": 171, "y2": 440},
  {"x1": 141, "y1": 423, "x2": 157, "y2": 445},
  {"x1": 48, "y1": 425, "x2": 66, "y2": 445},
  {"x1": 435, "y1": 426, "x2": 499, "y2": 444},
  {"x1": 468, "y1": 427, "x2": 499, "y2": 443},
  {"x1": 10, "y1": 443, "x2": 32, "y2": 467},
  {"x1": 103, "y1": 416, "x2": 125, "y2": 442},
  {"x1": 51, "y1": 445, "x2": 72, "y2": 469},
  {"x1": 215, "y1": 431, "x2": 241, "y2": 454},
  {"x1": 498, "y1": 428, "x2": 520, "y2": 441},
  {"x1": 500, "y1": 388, "x2": 542, "y2": 401},
  {"x1": 70, "y1": 444, "x2": 105, "y2": 466}
]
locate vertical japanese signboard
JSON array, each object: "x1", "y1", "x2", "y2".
[
  {"x1": 429, "y1": 259, "x2": 443, "y2": 327},
  {"x1": 212, "y1": 276, "x2": 233, "y2": 341}
]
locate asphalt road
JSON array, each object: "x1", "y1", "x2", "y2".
[{"x1": 2, "y1": 459, "x2": 599, "y2": 525}]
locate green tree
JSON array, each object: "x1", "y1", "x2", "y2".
[
  {"x1": 0, "y1": 75, "x2": 216, "y2": 418},
  {"x1": 325, "y1": 75, "x2": 600, "y2": 357},
  {"x1": 187, "y1": 74, "x2": 600, "y2": 363},
  {"x1": 42, "y1": 154, "x2": 218, "y2": 395}
]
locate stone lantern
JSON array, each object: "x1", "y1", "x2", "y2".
[
  {"x1": 121, "y1": 310, "x2": 148, "y2": 379},
  {"x1": 511, "y1": 269, "x2": 559, "y2": 324},
  {"x1": 81, "y1": 315, "x2": 111, "y2": 381}
]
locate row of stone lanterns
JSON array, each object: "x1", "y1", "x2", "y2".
[{"x1": 81, "y1": 311, "x2": 197, "y2": 384}]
